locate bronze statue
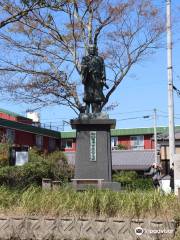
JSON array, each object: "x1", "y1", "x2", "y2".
[{"x1": 81, "y1": 45, "x2": 108, "y2": 114}]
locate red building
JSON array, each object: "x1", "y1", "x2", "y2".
[
  {"x1": 1, "y1": 107, "x2": 179, "y2": 173},
  {"x1": 61, "y1": 126, "x2": 180, "y2": 173},
  {"x1": 60, "y1": 127, "x2": 173, "y2": 152},
  {"x1": 0, "y1": 108, "x2": 60, "y2": 152}
]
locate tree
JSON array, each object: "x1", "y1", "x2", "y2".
[
  {"x1": 0, "y1": 1, "x2": 63, "y2": 28},
  {"x1": 0, "y1": 0, "x2": 164, "y2": 114}
]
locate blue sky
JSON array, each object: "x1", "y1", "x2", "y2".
[{"x1": 1, "y1": 1, "x2": 180, "y2": 132}]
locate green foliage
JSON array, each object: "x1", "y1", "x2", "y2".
[
  {"x1": 0, "y1": 149, "x2": 73, "y2": 189},
  {"x1": 0, "y1": 186, "x2": 20, "y2": 210},
  {"x1": 0, "y1": 162, "x2": 50, "y2": 188},
  {"x1": 113, "y1": 171, "x2": 153, "y2": 190},
  {"x1": 117, "y1": 144, "x2": 127, "y2": 150},
  {"x1": 131, "y1": 178, "x2": 153, "y2": 190},
  {"x1": 29, "y1": 148, "x2": 73, "y2": 182},
  {"x1": 0, "y1": 143, "x2": 10, "y2": 166},
  {"x1": 21, "y1": 162, "x2": 51, "y2": 187},
  {"x1": 28, "y1": 147, "x2": 45, "y2": 162},
  {"x1": 113, "y1": 171, "x2": 138, "y2": 183},
  {"x1": 46, "y1": 150, "x2": 72, "y2": 182}
]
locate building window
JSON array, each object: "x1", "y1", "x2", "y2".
[
  {"x1": 61, "y1": 139, "x2": 73, "y2": 149},
  {"x1": 49, "y1": 138, "x2": 56, "y2": 151},
  {"x1": 6, "y1": 129, "x2": 15, "y2": 143},
  {"x1": 130, "y1": 135, "x2": 144, "y2": 150},
  {"x1": 36, "y1": 135, "x2": 43, "y2": 149},
  {"x1": 111, "y1": 137, "x2": 118, "y2": 150}
]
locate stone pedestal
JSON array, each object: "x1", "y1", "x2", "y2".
[{"x1": 70, "y1": 118, "x2": 116, "y2": 181}]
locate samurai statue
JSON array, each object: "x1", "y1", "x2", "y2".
[{"x1": 81, "y1": 45, "x2": 108, "y2": 114}]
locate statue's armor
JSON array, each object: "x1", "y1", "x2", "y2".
[{"x1": 81, "y1": 55, "x2": 106, "y2": 104}]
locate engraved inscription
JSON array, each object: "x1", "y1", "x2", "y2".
[{"x1": 90, "y1": 131, "x2": 96, "y2": 161}]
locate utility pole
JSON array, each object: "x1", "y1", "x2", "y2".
[
  {"x1": 166, "y1": 0, "x2": 175, "y2": 167},
  {"x1": 153, "y1": 109, "x2": 158, "y2": 164},
  {"x1": 62, "y1": 121, "x2": 65, "y2": 131},
  {"x1": 144, "y1": 111, "x2": 158, "y2": 164},
  {"x1": 62, "y1": 120, "x2": 70, "y2": 131}
]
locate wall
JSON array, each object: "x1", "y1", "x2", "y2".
[
  {"x1": 43, "y1": 137, "x2": 60, "y2": 152},
  {"x1": 144, "y1": 134, "x2": 153, "y2": 149},
  {"x1": 0, "y1": 127, "x2": 6, "y2": 138},
  {"x1": 63, "y1": 134, "x2": 154, "y2": 152},
  {"x1": 15, "y1": 130, "x2": 35, "y2": 146},
  {"x1": 161, "y1": 146, "x2": 180, "y2": 160},
  {"x1": 0, "y1": 216, "x2": 175, "y2": 240},
  {"x1": 43, "y1": 136, "x2": 49, "y2": 152},
  {"x1": 16, "y1": 117, "x2": 33, "y2": 125},
  {"x1": 118, "y1": 136, "x2": 131, "y2": 149},
  {"x1": 0, "y1": 118, "x2": 60, "y2": 152},
  {"x1": 0, "y1": 113, "x2": 16, "y2": 122}
]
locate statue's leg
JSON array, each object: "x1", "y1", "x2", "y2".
[
  {"x1": 92, "y1": 103, "x2": 100, "y2": 113},
  {"x1": 97, "y1": 103, "x2": 101, "y2": 113},
  {"x1": 85, "y1": 103, "x2": 90, "y2": 114},
  {"x1": 98, "y1": 102, "x2": 102, "y2": 112},
  {"x1": 91, "y1": 103, "x2": 95, "y2": 113}
]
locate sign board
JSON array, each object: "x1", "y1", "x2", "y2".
[
  {"x1": 16, "y1": 151, "x2": 28, "y2": 166},
  {"x1": 90, "y1": 131, "x2": 96, "y2": 161}
]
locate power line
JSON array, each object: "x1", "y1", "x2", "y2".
[
  {"x1": 109, "y1": 109, "x2": 154, "y2": 116},
  {"x1": 116, "y1": 116, "x2": 152, "y2": 122},
  {"x1": 41, "y1": 117, "x2": 72, "y2": 120}
]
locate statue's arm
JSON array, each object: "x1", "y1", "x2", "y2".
[
  {"x1": 101, "y1": 58, "x2": 106, "y2": 83},
  {"x1": 99, "y1": 57, "x2": 109, "y2": 89},
  {"x1": 81, "y1": 57, "x2": 88, "y2": 84}
]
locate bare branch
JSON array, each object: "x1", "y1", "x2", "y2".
[{"x1": 0, "y1": 0, "x2": 164, "y2": 113}]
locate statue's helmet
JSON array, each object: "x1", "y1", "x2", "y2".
[{"x1": 88, "y1": 44, "x2": 98, "y2": 55}]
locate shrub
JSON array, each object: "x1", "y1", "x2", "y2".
[
  {"x1": 0, "y1": 143, "x2": 10, "y2": 166},
  {"x1": 21, "y1": 162, "x2": 51, "y2": 187},
  {"x1": 132, "y1": 178, "x2": 153, "y2": 190},
  {"x1": 0, "y1": 186, "x2": 20, "y2": 209},
  {"x1": 45, "y1": 151, "x2": 73, "y2": 182},
  {"x1": 0, "y1": 166, "x2": 23, "y2": 187},
  {"x1": 28, "y1": 147, "x2": 45, "y2": 163},
  {"x1": 113, "y1": 171, "x2": 153, "y2": 190},
  {"x1": 0, "y1": 149, "x2": 73, "y2": 188},
  {"x1": 29, "y1": 148, "x2": 73, "y2": 181},
  {"x1": 113, "y1": 171, "x2": 138, "y2": 183},
  {"x1": 0, "y1": 162, "x2": 50, "y2": 188},
  {"x1": 117, "y1": 144, "x2": 127, "y2": 150}
]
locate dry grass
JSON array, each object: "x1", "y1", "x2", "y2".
[{"x1": 0, "y1": 186, "x2": 179, "y2": 220}]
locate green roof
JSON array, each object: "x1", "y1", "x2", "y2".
[
  {"x1": 0, "y1": 108, "x2": 29, "y2": 119},
  {"x1": 61, "y1": 131, "x2": 76, "y2": 139},
  {"x1": 0, "y1": 118, "x2": 60, "y2": 138},
  {"x1": 61, "y1": 126, "x2": 180, "y2": 139},
  {"x1": 111, "y1": 127, "x2": 172, "y2": 136},
  {"x1": 3, "y1": 118, "x2": 168, "y2": 140}
]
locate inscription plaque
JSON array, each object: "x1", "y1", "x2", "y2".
[{"x1": 90, "y1": 131, "x2": 96, "y2": 161}]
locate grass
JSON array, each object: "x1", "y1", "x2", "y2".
[{"x1": 0, "y1": 186, "x2": 179, "y2": 220}]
